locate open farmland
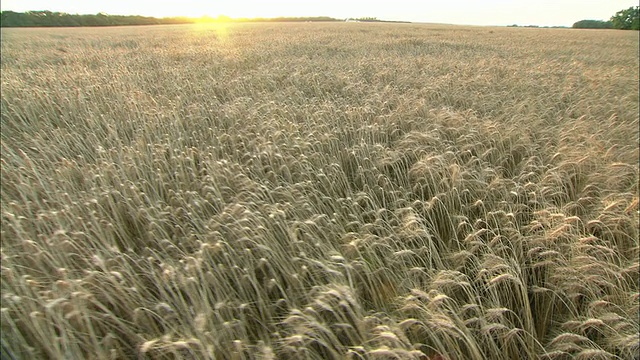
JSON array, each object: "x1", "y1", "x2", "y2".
[{"x1": 1, "y1": 22, "x2": 638, "y2": 359}]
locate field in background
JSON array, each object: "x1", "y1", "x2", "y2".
[{"x1": 1, "y1": 23, "x2": 638, "y2": 359}]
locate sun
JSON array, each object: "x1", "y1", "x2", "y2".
[{"x1": 192, "y1": 15, "x2": 223, "y2": 24}]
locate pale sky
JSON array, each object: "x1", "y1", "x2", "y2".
[{"x1": 1, "y1": 0, "x2": 637, "y2": 27}]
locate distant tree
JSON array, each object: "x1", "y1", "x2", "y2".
[
  {"x1": 356, "y1": 17, "x2": 379, "y2": 22},
  {"x1": 1, "y1": 11, "x2": 27, "y2": 26},
  {"x1": 572, "y1": 19, "x2": 613, "y2": 29},
  {"x1": 610, "y1": 6, "x2": 639, "y2": 30},
  {"x1": 0, "y1": 11, "x2": 338, "y2": 27}
]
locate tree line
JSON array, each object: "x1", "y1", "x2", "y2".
[
  {"x1": 0, "y1": 11, "x2": 341, "y2": 27},
  {"x1": 572, "y1": 6, "x2": 639, "y2": 30},
  {"x1": 0, "y1": 11, "x2": 188, "y2": 27},
  {"x1": 2, "y1": 7, "x2": 637, "y2": 29}
]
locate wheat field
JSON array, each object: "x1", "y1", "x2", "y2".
[{"x1": 1, "y1": 22, "x2": 638, "y2": 359}]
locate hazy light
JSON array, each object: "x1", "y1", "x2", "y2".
[{"x1": 1, "y1": 0, "x2": 638, "y2": 26}]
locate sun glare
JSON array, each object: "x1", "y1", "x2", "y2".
[
  {"x1": 189, "y1": 19, "x2": 232, "y2": 44},
  {"x1": 152, "y1": 0, "x2": 284, "y2": 19},
  {"x1": 179, "y1": 1, "x2": 331, "y2": 20},
  {"x1": 192, "y1": 15, "x2": 229, "y2": 24}
]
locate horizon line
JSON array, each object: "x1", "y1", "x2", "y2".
[{"x1": 0, "y1": 9, "x2": 579, "y2": 28}]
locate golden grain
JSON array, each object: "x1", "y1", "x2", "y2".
[{"x1": 1, "y1": 22, "x2": 637, "y2": 359}]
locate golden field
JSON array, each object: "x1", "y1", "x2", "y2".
[{"x1": 1, "y1": 23, "x2": 638, "y2": 359}]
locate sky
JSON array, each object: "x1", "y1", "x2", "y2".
[{"x1": 1, "y1": 0, "x2": 638, "y2": 27}]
